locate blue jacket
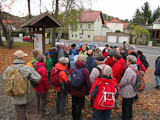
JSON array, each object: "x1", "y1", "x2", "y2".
[
  {"x1": 154, "y1": 56, "x2": 160, "y2": 76},
  {"x1": 85, "y1": 56, "x2": 97, "y2": 74}
]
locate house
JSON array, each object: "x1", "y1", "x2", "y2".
[
  {"x1": 152, "y1": 17, "x2": 160, "y2": 44},
  {"x1": 105, "y1": 18, "x2": 129, "y2": 32},
  {"x1": 69, "y1": 11, "x2": 109, "y2": 41},
  {"x1": 2, "y1": 19, "x2": 21, "y2": 31}
]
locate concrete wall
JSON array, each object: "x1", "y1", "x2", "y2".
[
  {"x1": 106, "y1": 32, "x2": 130, "y2": 43},
  {"x1": 106, "y1": 23, "x2": 123, "y2": 32}
]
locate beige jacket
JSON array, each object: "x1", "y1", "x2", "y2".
[{"x1": 3, "y1": 59, "x2": 41, "y2": 105}]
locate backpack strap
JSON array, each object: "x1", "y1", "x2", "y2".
[
  {"x1": 96, "y1": 67, "x2": 102, "y2": 78},
  {"x1": 130, "y1": 66, "x2": 138, "y2": 74}
]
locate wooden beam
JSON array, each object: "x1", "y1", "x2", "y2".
[{"x1": 42, "y1": 27, "x2": 45, "y2": 54}]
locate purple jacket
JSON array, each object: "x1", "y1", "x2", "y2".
[{"x1": 68, "y1": 60, "x2": 91, "y2": 97}]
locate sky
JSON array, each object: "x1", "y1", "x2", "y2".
[{"x1": 2, "y1": 0, "x2": 160, "y2": 20}]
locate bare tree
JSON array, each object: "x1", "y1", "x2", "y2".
[
  {"x1": 0, "y1": 6, "x2": 13, "y2": 48},
  {"x1": 56, "y1": 0, "x2": 74, "y2": 42},
  {"x1": 51, "y1": 0, "x2": 59, "y2": 47}
]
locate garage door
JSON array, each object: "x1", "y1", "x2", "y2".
[
  {"x1": 107, "y1": 36, "x2": 117, "y2": 43},
  {"x1": 118, "y1": 36, "x2": 129, "y2": 43}
]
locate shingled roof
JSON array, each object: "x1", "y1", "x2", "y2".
[
  {"x1": 78, "y1": 11, "x2": 105, "y2": 24},
  {"x1": 20, "y1": 12, "x2": 62, "y2": 28}
]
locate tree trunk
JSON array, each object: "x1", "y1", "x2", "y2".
[
  {"x1": 0, "y1": 9, "x2": 13, "y2": 48},
  {"x1": 57, "y1": 0, "x2": 74, "y2": 42},
  {"x1": 51, "y1": 0, "x2": 59, "y2": 47},
  {"x1": 27, "y1": 0, "x2": 33, "y2": 42},
  {"x1": 0, "y1": 29, "x2": 3, "y2": 46}
]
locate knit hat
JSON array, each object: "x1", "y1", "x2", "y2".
[
  {"x1": 45, "y1": 52, "x2": 50, "y2": 56},
  {"x1": 96, "y1": 56, "x2": 105, "y2": 61}
]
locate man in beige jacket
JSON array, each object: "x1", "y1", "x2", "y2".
[{"x1": 3, "y1": 50, "x2": 41, "y2": 120}]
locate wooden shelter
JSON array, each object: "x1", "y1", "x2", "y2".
[{"x1": 20, "y1": 12, "x2": 62, "y2": 54}]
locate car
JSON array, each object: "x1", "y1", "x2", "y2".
[{"x1": 23, "y1": 36, "x2": 31, "y2": 42}]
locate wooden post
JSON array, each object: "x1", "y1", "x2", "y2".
[{"x1": 42, "y1": 27, "x2": 45, "y2": 54}]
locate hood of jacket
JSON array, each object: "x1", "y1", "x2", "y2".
[
  {"x1": 97, "y1": 77, "x2": 114, "y2": 85},
  {"x1": 13, "y1": 59, "x2": 26, "y2": 64},
  {"x1": 55, "y1": 63, "x2": 67, "y2": 71},
  {"x1": 35, "y1": 62, "x2": 45, "y2": 67},
  {"x1": 117, "y1": 58, "x2": 125, "y2": 65},
  {"x1": 128, "y1": 64, "x2": 138, "y2": 71},
  {"x1": 75, "y1": 60, "x2": 85, "y2": 69}
]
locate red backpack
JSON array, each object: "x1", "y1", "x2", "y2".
[
  {"x1": 93, "y1": 78, "x2": 117, "y2": 110},
  {"x1": 50, "y1": 67, "x2": 60, "y2": 86}
]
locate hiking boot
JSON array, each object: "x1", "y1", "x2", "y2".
[{"x1": 154, "y1": 86, "x2": 160, "y2": 90}]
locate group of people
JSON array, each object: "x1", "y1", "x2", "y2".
[{"x1": 3, "y1": 41, "x2": 151, "y2": 120}]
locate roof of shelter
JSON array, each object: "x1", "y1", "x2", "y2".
[{"x1": 20, "y1": 12, "x2": 62, "y2": 28}]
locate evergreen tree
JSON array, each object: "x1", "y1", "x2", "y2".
[
  {"x1": 141, "y1": 2, "x2": 152, "y2": 24},
  {"x1": 132, "y1": 8, "x2": 145, "y2": 25}
]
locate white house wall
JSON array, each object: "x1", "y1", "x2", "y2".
[
  {"x1": 107, "y1": 23, "x2": 123, "y2": 32},
  {"x1": 94, "y1": 16, "x2": 103, "y2": 36}
]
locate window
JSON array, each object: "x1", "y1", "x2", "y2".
[
  {"x1": 88, "y1": 24, "x2": 91, "y2": 30},
  {"x1": 75, "y1": 34, "x2": 77, "y2": 37},
  {"x1": 72, "y1": 34, "x2": 73, "y2": 37},
  {"x1": 80, "y1": 24, "x2": 83, "y2": 29},
  {"x1": 88, "y1": 34, "x2": 90, "y2": 38}
]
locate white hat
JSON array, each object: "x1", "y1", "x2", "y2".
[{"x1": 14, "y1": 50, "x2": 28, "y2": 58}]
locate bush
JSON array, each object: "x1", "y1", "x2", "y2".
[
  {"x1": 152, "y1": 40, "x2": 157, "y2": 46},
  {"x1": 115, "y1": 30, "x2": 121, "y2": 33}
]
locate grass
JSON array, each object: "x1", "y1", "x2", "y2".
[{"x1": 1, "y1": 41, "x2": 51, "y2": 51}]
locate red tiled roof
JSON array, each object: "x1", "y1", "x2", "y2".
[
  {"x1": 123, "y1": 23, "x2": 129, "y2": 29},
  {"x1": 78, "y1": 11, "x2": 103, "y2": 23},
  {"x1": 105, "y1": 18, "x2": 129, "y2": 29},
  {"x1": 108, "y1": 18, "x2": 122, "y2": 23},
  {"x1": 2, "y1": 20, "x2": 20, "y2": 25}
]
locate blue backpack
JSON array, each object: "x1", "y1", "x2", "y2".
[{"x1": 70, "y1": 68, "x2": 84, "y2": 90}]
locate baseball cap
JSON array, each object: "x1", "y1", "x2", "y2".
[{"x1": 14, "y1": 50, "x2": 28, "y2": 58}]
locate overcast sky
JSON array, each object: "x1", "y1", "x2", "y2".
[{"x1": 2, "y1": 0, "x2": 160, "y2": 20}]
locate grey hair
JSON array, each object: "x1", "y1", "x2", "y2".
[
  {"x1": 59, "y1": 57, "x2": 69, "y2": 64},
  {"x1": 36, "y1": 54, "x2": 45, "y2": 62},
  {"x1": 32, "y1": 49, "x2": 40, "y2": 58},
  {"x1": 103, "y1": 65, "x2": 112, "y2": 77},
  {"x1": 77, "y1": 55, "x2": 86, "y2": 62},
  {"x1": 127, "y1": 55, "x2": 137, "y2": 64}
]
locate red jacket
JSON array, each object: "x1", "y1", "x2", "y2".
[
  {"x1": 55, "y1": 63, "x2": 68, "y2": 92},
  {"x1": 34, "y1": 62, "x2": 49, "y2": 93},
  {"x1": 68, "y1": 60, "x2": 91, "y2": 97},
  {"x1": 105, "y1": 57, "x2": 115, "y2": 67},
  {"x1": 112, "y1": 58, "x2": 125, "y2": 84},
  {"x1": 137, "y1": 57, "x2": 146, "y2": 73},
  {"x1": 89, "y1": 77, "x2": 117, "y2": 110}
]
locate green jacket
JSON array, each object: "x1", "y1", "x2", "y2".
[
  {"x1": 3, "y1": 59, "x2": 41, "y2": 105},
  {"x1": 30, "y1": 57, "x2": 37, "y2": 67},
  {"x1": 46, "y1": 58, "x2": 53, "y2": 72}
]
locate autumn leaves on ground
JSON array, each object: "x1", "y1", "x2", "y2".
[{"x1": 0, "y1": 42, "x2": 159, "y2": 120}]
